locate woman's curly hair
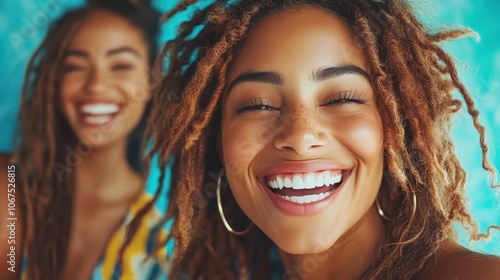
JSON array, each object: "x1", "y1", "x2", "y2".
[{"x1": 146, "y1": 0, "x2": 499, "y2": 279}]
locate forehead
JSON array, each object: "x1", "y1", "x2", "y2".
[
  {"x1": 67, "y1": 10, "x2": 147, "y2": 53},
  {"x1": 227, "y1": 5, "x2": 369, "y2": 80}
]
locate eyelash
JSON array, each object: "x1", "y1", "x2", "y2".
[
  {"x1": 322, "y1": 90, "x2": 367, "y2": 106},
  {"x1": 62, "y1": 64, "x2": 84, "y2": 73},
  {"x1": 112, "y1": 64, "x2": 134, "y2": 71},
  {"x1": 62, "y1": 63, "x2": 133, "y2": 73},
  {"x1": 235, "y1": 98, "x2": 279, "y2": 113},
  {"x1": 235, "y1": 90, "x2": 366, "y2": 113}
]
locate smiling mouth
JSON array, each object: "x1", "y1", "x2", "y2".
[
  {"x1": 78, "y1": 103, "x2": 122, "y2": 125},
  {"x1": 264, "y1": 171, "x2": 346, "y2": 204}
]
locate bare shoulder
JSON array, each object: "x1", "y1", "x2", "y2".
[{"x1": 428, "y1": 241, "x2": 500, "y2": 280}]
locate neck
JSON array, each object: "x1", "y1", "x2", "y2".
[
  {"x1": 73, "y1": 139, "x2": 142, "y2": 203},
  {"x1": 279, "y1": 206, "x2": 384, "y2": 280}
]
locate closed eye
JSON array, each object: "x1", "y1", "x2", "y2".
[
  {"x1": 235, "y1": 98, "x2": 279, "y2": 113},
  {"x1": 62, "y1": 64, "x2": 85, "y2": 73},
  {"x1": 112, "y1": 63, "x2": 134, "y2": 71},
  {"x1": 322, "y1": 90, "x2": 367, "y2": 106}
]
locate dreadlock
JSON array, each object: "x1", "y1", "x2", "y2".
[
  {"x1": 17, "y1": 1, "x2": 161, "y2": 279},
  {"x1": 147, "y1": 0, "x2": 499, "y2": 279}
]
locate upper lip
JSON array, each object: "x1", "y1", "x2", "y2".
[
  {"x1": 75, "y1": 98, "x2": 125, "y2": 106},
  {"x1": 257, "y1": 160, "x2": 351, "y2": 178}
]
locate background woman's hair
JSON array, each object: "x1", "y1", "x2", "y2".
[
  {"x1": 146, "y1": 0, "x2": 499, "y2": 279},
  {"x1": 16, "y1": 0, "x2": 161, "y2": 279}
]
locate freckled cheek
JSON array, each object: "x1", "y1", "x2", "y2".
[
  {"x1": 339, "y1": 117, "x2": 384, "y2": 161},
  {"x1": 221, "y1": 121, "x2": 271, "y2": 176}
]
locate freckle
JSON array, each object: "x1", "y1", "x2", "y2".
[{"x1": 289, "y1": 107, "x2": 313, "y2": 125}]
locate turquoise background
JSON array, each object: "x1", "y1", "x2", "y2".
[{"x1": 0, "y1": 1, "x2": 498, "y2": 255}]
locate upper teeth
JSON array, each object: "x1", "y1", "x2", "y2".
[
  {"x1": 81, "y1": 103, "x2": 120, "y2": 115},
  {"x1": 266, "y1": 172, "x2": 342, "y2": 190}
]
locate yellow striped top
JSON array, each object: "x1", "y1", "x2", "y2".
[{"x1": 20, "y1": 160, "x2": 173, "y2": 280}]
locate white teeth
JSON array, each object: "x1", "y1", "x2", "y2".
[
  {"x1": 304, "y1": 194, "x2": 314, "y2": 203},
  {"x1": 292, "y1": 176, "x2": 304, "y2": 190},
  {"x1": 315, "y1": 175, "x2": 324, "y2": 187},
  {"x1": 84, "y1": 115, "x2": 112, "y2": 125},
  {"x1": 266, "y1": 172, "x2": 343, "y2": 190},
  {"x1": 81, "y1": 103, "x2": 120, "y2": 115},
  {"x1": 332, "y1": 174, "x2": 341, "y2": 184},
  {"x1": 324, "y1": 173, "x2": 331, "y2": 185},
  {"x1": 304, "y1": 174, "x2": 315, "y2": 189},
  {"x1": 277, "y1": 176, "x2": 284, "y2": 189},
  {"x1": 278, "y1": 192, "x2": 333, "y2": 204}
]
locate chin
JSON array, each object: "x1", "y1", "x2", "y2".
[
  {"x1": 74, "y1": 129, "x2": 125, "y2": 150},
  {"x1": 268, "y1": 227, "x2": 339, "y2": 255},
  {"x1": 276, "y1": 240, "x2": 336, "y2": 255}
]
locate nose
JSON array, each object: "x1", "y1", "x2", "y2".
[
  {"x1": 84, "y1": 65, "x2": 107, "y2": 95},
  {"x1": 273, "y1": 106, "x2": 328, "y2": 155}
]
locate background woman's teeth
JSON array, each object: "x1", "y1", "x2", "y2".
[
  {"x1": 82, "y1": 103, "x2": 119, "y2": 115},
  {"x1": 284, "y1": 177, "x2": 292, "y2": 188}
]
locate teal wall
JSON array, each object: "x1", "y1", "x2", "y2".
[
  {"x1": 0, "y1": 0, "x2": 498, "y2": 254},
  {"x1": 417, "y1": 1, "x2": 500, "y2": 254}
]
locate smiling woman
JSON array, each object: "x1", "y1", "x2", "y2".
[
  {"x1": 0, "y1": 1, "x2": 170, "y2": 280},
  {"x1": 59, "y1": 10, "x2": 150, "y2": 150},
  {"x1": 221, "y1": 9, "x2": 384, "y2": 258},
  {"x1": 147, "y1": 0, "x2": 500, "y2": 279}
]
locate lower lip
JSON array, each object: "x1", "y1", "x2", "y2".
[{"x1": 260, "y1": 174, "x2": 349, "y2": 216}]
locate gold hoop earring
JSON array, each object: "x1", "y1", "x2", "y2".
[
  {"x1": 216, "y1": 169, "x2": 253, "y2": 235},
  {"x1": 376, "y1": 192, "x2": 417, "y2": 222},
  {"x1": 409, "y1": 191, "x2": 417, "y2": 221},
  {"x1": 375, "y1": 196, "x2": 393, "y2": 221}
]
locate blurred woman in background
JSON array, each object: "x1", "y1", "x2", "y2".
[{"x1": 0, "y1": 1, "x2": 169, "y2": 279}]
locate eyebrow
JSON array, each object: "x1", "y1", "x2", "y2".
[
  {"x1": 227, "y1": 65, "x2": 371, "y2": 94},
  {"x1": 312, "y1": 65, "x2": 371, "y2": 83},
  {"x1": 63, "y1": 49, "x2": 88, "y2": 58},
  {"x1": 227, "y1": 71, "x2": 284, "y2": 92},
  {"x1": 63, "y1": 46, "x2": 141, "y2": 59},
  {"x1": 106, "y1": 46, "x2": 141, "y2": 57}
]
